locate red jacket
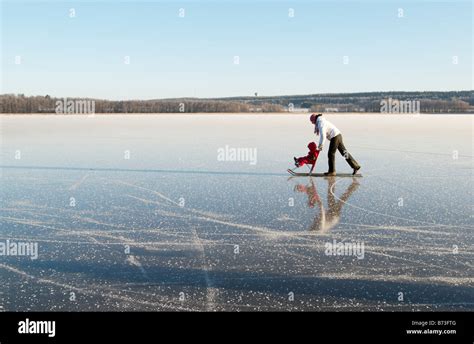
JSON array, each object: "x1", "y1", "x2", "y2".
[{"x1": 307, "y1": 142, "x2": 319, "y2": 162}]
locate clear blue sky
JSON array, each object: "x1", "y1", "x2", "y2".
[{"x1": 1, "y1": 0, "x2": 472, "y2": 100}]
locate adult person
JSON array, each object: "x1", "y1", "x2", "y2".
[{"x1": 310, "y1": 113, "x2": 361, "y2": 176}]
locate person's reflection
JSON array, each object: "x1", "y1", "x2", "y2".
[
  {"x1": 294, "y1": 178, "x2": 321, "y2": 208},
  {"x1": 293, "y1": 177, "x2": 360, "y2": 233}
]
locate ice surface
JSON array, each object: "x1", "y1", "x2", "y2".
[{"x1": 0, "y1": 114, "x2": 472, "y2": 311}]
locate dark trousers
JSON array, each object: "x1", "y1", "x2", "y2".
[{"x1": 327, "y1": 134, "x2": 360, "y2": 172}]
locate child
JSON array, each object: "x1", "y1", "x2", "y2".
[{"x1": 294, "y1": 142, "x2": 320, "y2": 174}]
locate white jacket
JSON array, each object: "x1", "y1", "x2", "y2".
[{"x1": 315, "y1": 117, "x2": 341, "y2": 147}]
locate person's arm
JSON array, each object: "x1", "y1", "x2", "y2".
[{"x1": 317, "y1": 121, "x2": 326, "y2": 149}]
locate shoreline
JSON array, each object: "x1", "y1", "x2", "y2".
[{"x1": 1, "y1": 112, "x2": 472, "y2": 116}]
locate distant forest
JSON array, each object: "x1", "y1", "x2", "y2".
[{"x1": 1, "y1": 91, "x2": 473, "y2": 114}]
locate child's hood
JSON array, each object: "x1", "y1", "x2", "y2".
[{"x1": 307, "y1": 142, "x2": 317, "y2": 152}]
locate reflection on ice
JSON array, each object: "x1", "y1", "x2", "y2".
[{"x1": 292, "y1": 177, "x2": 360, "y2": 233}]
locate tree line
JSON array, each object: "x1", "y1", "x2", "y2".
[
  {"x1": 1, "y1": 91, "x2": 472, "y2": 113},
  {"x1": 0, "y1": 94, "x2": 284, "y2": 113}
]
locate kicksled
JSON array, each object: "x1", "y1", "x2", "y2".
[{"x1": 287, "y1": 169, "x2": 362, "y2": 177}]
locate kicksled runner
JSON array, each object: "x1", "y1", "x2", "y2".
[{"x1": 287, "y1": 169, "x2": 362, "y2": 177}]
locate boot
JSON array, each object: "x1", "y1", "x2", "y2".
[{"x1": 294, "y1": 157, "x2": 299, "y2": 168}]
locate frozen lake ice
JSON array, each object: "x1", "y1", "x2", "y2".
[{"x1": 0, "y1": 114, "x2": 472, "y2": 311}]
